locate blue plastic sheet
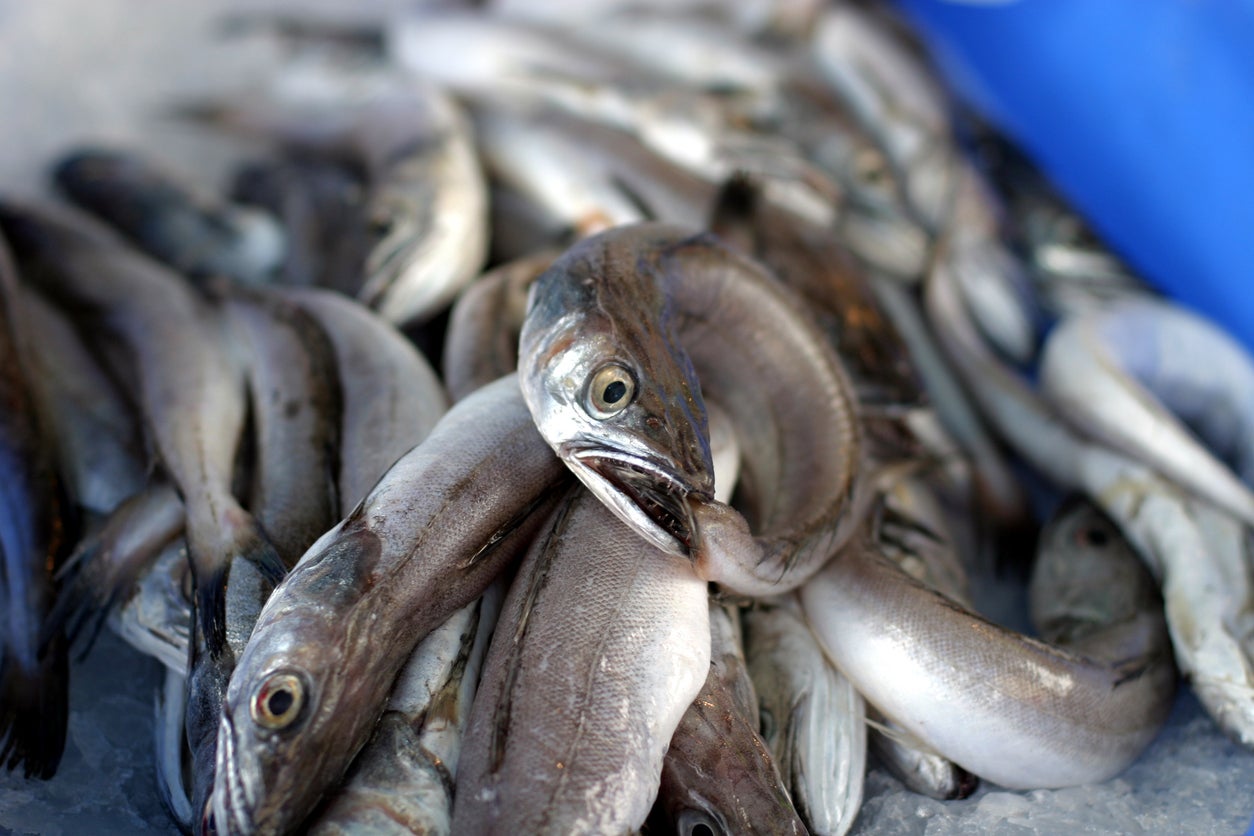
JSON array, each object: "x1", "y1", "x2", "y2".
[{"x1": 892, "y1": 0, "x2": 1254, "y2": 353}]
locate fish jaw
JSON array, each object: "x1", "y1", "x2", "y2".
[{"x1": 568, "y1": 446, "x2": 706, "y2": 557}]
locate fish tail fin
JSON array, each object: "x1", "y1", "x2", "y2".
[
  {"x1": 0, "y1": 636, "x2": 70, "y2": 780},
  {"x1": 194, "y1": 513, "x2": 285, "y2": 657}
]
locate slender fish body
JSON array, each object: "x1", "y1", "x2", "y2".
[
  {"x1": 654, "y1": 602, "x2": 806, "y2": 836},
  {"x1": 284, "y1": 286, "x2": 449, "y2": 511},
  {"x1": 744, "y1": 599, "x2": 866, "y2": 834},
  {"x1": 212, "y1": 375, "x2": 567, "y2": 835},
  {"x1": 801, "y1": 504, "x2": 1175, "y2": 789},
  {"x1": 452, "y1": 487, "x2": 711, "y2": 834},
  {"x1": 1039, "y1": 298, "x2": 1254, "y2": 523}
]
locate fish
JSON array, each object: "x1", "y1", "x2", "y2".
[
  {"x1": 452, "y1": 485, "x2": 711, "y2": 834},
  {"x1": 800, "y1": 500, "x2": 1175, "y2": 789},
  {"x1": 53, "y1": 146, "x2": 285, "y2": 285},
  {"x1": 0, "y1": 202, "x2": 284, "y2": 659},
  {"x1": 155, "y1": 666, "x2": 194, "y2": 831},
  {"x1": 284, "y1": 286, "x2": 449, "y2": 512},
  {"x1": 0, "y1": 237, "x2": 69, "y2": 780},
  {"x1": 185, "y1": 62, "x2": 489, "y2": 325},
  {"x1": 109, "y1": 539, "x2": 193, "y2": 676},
  {"x1": 211, "y1": 375, "x2": 567, "y2": 835},
  {"x1": 653, "y1": 601, "x2": 806, "y2": 835},
  {"x1": 744, "y1": 598, "x2": 866, "y2": 834},
  {"x1": 1039, "y1": 297, "x2": 1254, "y2": 524},
  {"x1": 310, "y1": 585, "x2": 502, "y2": 834},
  {"x1": 222, "y1": 288, "x2": 343, "y2": 567},
  {"x1": 519, "y1": 222, "x2": 867, "y2": 594}
]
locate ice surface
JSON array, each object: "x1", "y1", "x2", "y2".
[{"x1": 3, "y1": 2, "x2": 1254, "y2": 834}]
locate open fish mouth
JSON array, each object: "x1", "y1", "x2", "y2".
[{"x1": 570, "y1": 448, "x2": 707, "y2": 557}]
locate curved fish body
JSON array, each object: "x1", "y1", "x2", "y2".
[
  {"x1": 284, "y1": 287, "x2": 448, "y2": 512},
  {"x1": 311, "y1": 586, "x2": 502, "y2": 835},
  {"x1": 1039, "y1": 298, "x2": 1254, "y2": 524},
  {"x1": 928, "y1": 254, "x2": 1254, "y2": 747},
  {"x1": 0, "y1": 202, "x2": 282, "y2": 658},
  {"x1": 223, "y1": 290, "x2": 342, "y2": 567},
  {"x1": 744, "y1": 599, "x2": 865, "y2": 834},
  {"x1": 155, "y1": 665, "x2": 194, "y2": 831},
  {"x1": 443, "y1": 249, "x2": 557, "y2": 402},
  {"x1": 212, "y1": 375, "x2": 567, "y2": 836},
  {"x1": 189, "y1": 66, "x2": 489, "y2": 325},
  {"x1": 520, "y1": 223, "x2": 864, "y2": 593},
  {"x1": 0, "y1": 240, "x2": 68, "y2": 780},
  {"x1": 654, "y1": 602, "x2": 806, "y2": 836},
  {"x1": 800, "y1": 511, "x2": 1175, "y2": 789},
  {"x1": 230, "y1": 156, "x2": 368, "y2": 292},
  {"x1": 452, "y1": 486, "x2": 711, "y2": 835},
  {"x1": 53, "y1": 147, "x2": 285, "y2": 285}
]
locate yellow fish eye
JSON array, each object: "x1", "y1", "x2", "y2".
[
  {"x1": 250, "y1": 671, "x2": 306, "y2": 731},
  {"x1": 585, "y1": 364, "x2": 636, "y2": 419}
]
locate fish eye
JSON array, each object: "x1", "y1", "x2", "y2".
[
  {"x1": 678, "y1": 809, "x2": 727, "y2": 836},
  {"x1": 584, "y1": 363, "x2": 636, "y2": 419},
  {"x1": 1075, "y1": 525, "x2": 1110, "y2": 549},
  {"x1": 250, "y1": 671, "x2": 307, "y2": 731}
]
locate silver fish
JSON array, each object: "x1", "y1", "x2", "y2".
[
  {"x1": 744, "y1": 598, "x2": 866, "y2": 834},
  {"x1": 520, "y1": 222, "x2": 866, "y2": 594},
  {"x1": 452, "y1": 486, "x2": 711, "y2": 834},
  {"x1": 284, "y1": 287, "x2": 449, "y2": 513},
  {"x1": 211, "y1": 375, "x2": 567, "y2": 835},
  {"x1": 1039, "y1": 297, "x2": 1254, "y2": 524},
  {"x1": 800, "y1": 506, "x2": 1174, "y2": 789}
]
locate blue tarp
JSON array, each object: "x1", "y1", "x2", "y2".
[{"x1": 893, "y1": 0, "x2": 1254, "y2": 352}]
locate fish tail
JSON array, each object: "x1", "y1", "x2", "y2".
[
  {"x1": 194, "y1": 514, "x2": 285, "y2": 657},
  {"x1": 0, "y1": 636, "x2": 70, "y2": 780}
]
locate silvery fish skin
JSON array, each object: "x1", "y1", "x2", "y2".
[
  {"x1": 0, "y1": 238, "x2": 68, "y2": 780},
  {"x1": 443, "y1": 249, "x2": 558, "y2": 402},
  {"x1": 53, "y1": 147, "x2": 285, "y2": 285},
  {"x1": 222, "y1": 290, "x2": 342, "y2": 567},
  {"x1": 155, "y1": 666, "x2": 194, "y2": 831},
  {"x1": 744, "y1": 599, "x2": 866, "y2": 835},
  {"x1": 0, "y1": 202, "x2": 283, "y2": 658},
  {"x1": 283, "y1": 287, "x2": 449, "y2": 513},
  {"x1": 927, "y1": 250, "x2": 1254, "y2": 746},
  {"x1": 800, "y1": 507, "x2": 1174, "y2": 790},
  {"x1": 189, "y1": 64, "x2": 489, "y2": 325},
  {"x1": 519, "y1": 223, "x2": 716, "y2": 558},
  {"x1": 520, "y1": 222, "x2": 865, "y2": 593},
  {"x1": 230, "y1": 156, "x2": 369, "y2": 292},
  {"x1": 452, "y1": 486, "x2": 711, "y2": 835},
  {"x1": 1039, "y1": 297, "x2": 1254, "y2": 524},
  {"x1": 489, "y1": 0, "x2": 825, "y2": 40},
  {"x1": 212, "y1": 375, "x2": 567, "y2": 836},
  {"x1": 109, "y1": 539, "x2": 192, "y2": 676},
  {"x1": 653, "y1": 602, "x2": 806, "y2": 836},
  {"x1": 310, "y1": 585, "x2": 502, "y2": 835}
]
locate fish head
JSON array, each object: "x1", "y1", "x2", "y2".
[
  {"x1": 211, "y1": 527, "x2": 382, "y2": 835},
  {"x1": 519, "y1": 224, "x2": 715, "y2": 558}
]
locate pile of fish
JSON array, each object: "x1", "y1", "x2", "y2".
[{"x1": 3, "y1": 2, "x2": 1253, "y2": 834}]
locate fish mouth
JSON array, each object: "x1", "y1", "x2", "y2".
[
  {"x1": 570, "y1": 448, "x2": 708, "y2": 558},
  {"x1": 211, "y1": 713, "x2": 254, "y2": 836}
]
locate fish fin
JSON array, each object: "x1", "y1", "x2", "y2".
[{"x1": 0, "y1": 636, "x2": 70, "y2": 780}]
